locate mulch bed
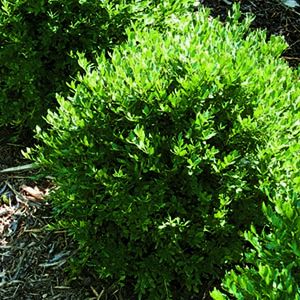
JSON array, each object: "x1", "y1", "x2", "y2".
[
  {"x1": 0, "y1": 169, "x2": 95, "y2": 299},
  {"x1": 0, "y1": 1, "x2": 299, "y2": 299}
]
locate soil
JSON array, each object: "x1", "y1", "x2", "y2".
[{"x1": 0, "y1": 1, "x2": 299, "y2": 299}]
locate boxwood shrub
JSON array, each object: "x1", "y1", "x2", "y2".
[
  {"x1": 0, "y1": 0, "x2": 191, "y2": 131},
  {"x1": 27, "y1": 5, "x2": 297, "y2": 299}
]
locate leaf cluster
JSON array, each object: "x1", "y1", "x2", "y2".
[{"x1": 0, "y1": 0, "x2": 192, "y2": 131}]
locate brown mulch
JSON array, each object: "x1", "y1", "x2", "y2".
[
  {"x1": 0, "y1": 178, "x2": 120, "y2": 300},
  {"x1": 0, "y1": 2, "x2": 299, "y2": 300},
  {"x1": 0, "y1": 163, "x2": 96, "y2": 299}
]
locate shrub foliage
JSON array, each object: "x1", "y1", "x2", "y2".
[
  {"x1": 211, "y1": 69, "x2": 300, "y2": 299},
  {"x1": 27, "y1": 6, "x2": 298, "y2": 299},
  {"x1": 0, "y1": 0, "x2": 191, "y2": 130}
]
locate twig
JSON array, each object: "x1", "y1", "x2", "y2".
[
  {"x1": 12, "y1": 251, "x2": 26, "y2": 280},
  {"x1": 5, "y1": 181, "x2": 28, "y2": 203},
  {"x1": 221, "y1": 0, "x2": 232, "y2": 4},
  {"x1": 0, "y1": 163, "x2": 39, "y2": 174},
  {"x1": 283, "y1": 56, "x2": 300, "y2": 60},
  {"x1": 0, "y1": 183, "x2": 7, "y2": 196}
]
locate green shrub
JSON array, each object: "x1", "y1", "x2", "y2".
[
  {"x1": 26, "y1": 5, "x2": 296, "y2": 299},
  {"x1": 0, "y1": 0, "x2": 191, "y2": 131},
  {"x1": 211, "y1": 75, "x2": 300, "y2": 300}
]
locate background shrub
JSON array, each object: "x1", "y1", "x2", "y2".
[
  {"x1": 0, "y1": 0, "x2": 191, "y2": 132},
  {"x1": 27, "y1": 5, "x2": 296, "y2": 299}
]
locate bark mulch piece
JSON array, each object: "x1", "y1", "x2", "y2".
[{"x1": 201, "y1": 0, "x2": 300, "y2": 68}]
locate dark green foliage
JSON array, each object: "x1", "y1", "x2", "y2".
[
  {"x1": 0, "y1": 0, "x2": 192, "y2": 130},
  {"x1": 27, "y1": 5, "x2": 297, "y2": 299}
]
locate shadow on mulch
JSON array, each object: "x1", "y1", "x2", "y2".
[{"x1": 0, "y1": 2, "x2": 299, "y2": 300}]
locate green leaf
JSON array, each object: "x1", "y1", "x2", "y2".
[{"x1": 210, "y1": 288, "x2": 228, "y2": 300}]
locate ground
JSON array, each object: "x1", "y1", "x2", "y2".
[{"x1": 0, "y1": 1, "x2": 299, "y2": 299}]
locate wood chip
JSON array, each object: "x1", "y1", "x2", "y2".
[{"x1": 20, "y1": 185, "x2": 45, "y2": 201}]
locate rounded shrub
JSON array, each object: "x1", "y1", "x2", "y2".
[
  {"x1": 0, "y1": 0, "x2": 192, "y2": 131},
  {"x1": 27, "y1": 5, "x2": 296, "y2": 299}
]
